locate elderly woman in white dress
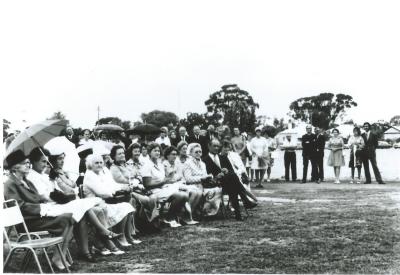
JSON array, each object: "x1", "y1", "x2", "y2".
[
  {"x1": 83, "y1": 154, "x2": 135, "y2": 249},
  {"x1": 182, "y1": 143, "x2": 223, "y2": 217},
  {"x1": 250, "y1": 127, "x2": 269, "y2": 188}
]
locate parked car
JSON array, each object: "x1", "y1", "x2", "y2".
[
  {"x1": 394, "y1": 142, "x2": 400, "y2": 149},
  {"x1": 377, "y1": 140, "x2": 392, "y2": 149}
]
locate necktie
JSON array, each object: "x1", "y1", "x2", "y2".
[{"x1": 213, "y1": 154, "x2": 221, "y2": 168}]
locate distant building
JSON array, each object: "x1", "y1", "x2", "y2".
[{"x1": 384, "y1": 127, "x2": 400, "y2": 141}]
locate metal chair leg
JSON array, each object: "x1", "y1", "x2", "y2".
[
  {"x1": 22, "y1": 250, "x2": 33, "y2": 273},
  {"x1": 56, "y1": 244, "x2": 70, "y2": 273},
  {"x1": 3, "y1": 248, "x2": 16, "y2": 271},
  {"x1": 28, "y1": 247, "x2": 43, "y2": 274},
  {"x1": 43, "y1": 248, "x2": 55, "y2": 273}
]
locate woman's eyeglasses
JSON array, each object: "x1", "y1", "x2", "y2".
[{"x1": 194, "y1": 150, "x2": 202, "y2": 154}]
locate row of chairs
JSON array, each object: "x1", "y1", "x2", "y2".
[{"x1": 3, "y1": 192, "x2": 251, "y2": 273}]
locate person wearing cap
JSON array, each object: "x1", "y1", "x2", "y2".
[
  {"x1": 249, "y1": 127, "x2": 269, "y2": 188},
  {"x1": 280, "y1": 134, "x2": 298, "y2": 182},
  {"x1": 155, "y1": 126, "x2": 171, "y2": 150},
  {"x1": 301, "y1": 125, "x2": 317, "y2": 183},
  {"x1": 361, "y1": 122, "x2": 385, "y2": 184},
  {"x1": 4, "y1": 150, "x2": 75, "y2": 270}
]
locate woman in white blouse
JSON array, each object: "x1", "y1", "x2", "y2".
[
  {"x1": 249, "y1": 127, "x2": 269, "y2": 188},
  {"x1": 163, "y1": 146, "x2": 200, "y2": 224},
  {"x1": 141, "y1": 142, "x2": 189, "y2": 228},
  {"x1": 83, "y1": 154, "x2": 135, "y2": 250},
  {"x1": 348, "y1": 127, "x2": 365, "y2": 183}
]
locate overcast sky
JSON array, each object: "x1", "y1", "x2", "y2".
[{"x1": 1, "y1": 0, "x2": 399, "y2": 130}]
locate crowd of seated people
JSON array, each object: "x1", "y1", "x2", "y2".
[{"x1": 3, "y1": 123, "x2": 258, "y2": 268}]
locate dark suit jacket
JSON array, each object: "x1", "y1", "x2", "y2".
[
  {"x1": 188, "y1": 134, "x2": 208, "y2": 152},
  {"x1": 203, "y1": 154, "x2": 222, "y2": 177},
  {"x1": 4, "y1": 174, "x2": 44, "y2": 220},
  {"x1": 302, "y1": 133, "x2": 316, "y2": 157},
  {"x1": 314, "y1": 134, "x2": 326, "y2": 157},
  {"x1": 65, "y1": 134, "x2": 80, "y2": 147},
  {"x1": 176, "y1": 135, "x2": 190, "y2": 144},
  {"x1": 362, "y1": 131, "x2": 379, "y2": 157}
]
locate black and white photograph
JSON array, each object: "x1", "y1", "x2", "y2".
[{"x1": 1, "y1": 0, "x2": 400, "y2": 273}]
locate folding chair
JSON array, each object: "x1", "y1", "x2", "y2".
[{"x1": 3, "y1": 199, "x2": 70, "y2": 273}]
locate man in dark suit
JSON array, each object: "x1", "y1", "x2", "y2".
[
  {"x1": 203, "y1": 139, "x2": 257, "y2": 221},
  {"x1": 64, "y1": 126, "x2": 80, "y2": 147},
  {"x1": 175, "y1": 126, "x2": 189, "y2": 144},
  {"x1": 188, "y1": 125, "x2": 207, "y2": 146},
  {"x1": 313, "y1": 127, "x2": 326, "y2": 183},
  {"x1": 301, "y1": 125, "x2": 317, "y2": 183},
  {"x1": 361, "y1": 122, "x2": 385, "y2": 184}
]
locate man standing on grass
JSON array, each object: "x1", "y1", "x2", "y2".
[
  {"x1": 313, "y1": 127, "x2": 326, "y2": 183},
  {"x1": 281, "y1": 134, "x2": 297, "y2": 182},
  {"x1": 361, "y1": 122, "x2": 385, "y2": 184},
  {"x1": 301, "y1": 125, "x2": 317, "y2": 183}
]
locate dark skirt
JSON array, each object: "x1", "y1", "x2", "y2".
[
  {"x1": 23, "y1": 213, "x2": 74, "y2": 236},
  {"x1": 349, "y1": 149, "x2": 363, "y2": 168}
]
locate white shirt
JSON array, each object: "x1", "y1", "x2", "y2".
[
  {"x1": 281, "y1": 138, "x2": 297, "y2": 151},
  {"x1": 141, "y1": 159, "x2": 166, "y2": 184},
  {"x1": 155, "y1": 136, "x2": 171, "y2": 146},
  {"x1": 27, "y1": 169, "x2": 61, "y2": 201},
  {"x1": 208, "y1": 153, "x2": 221, "y2": 168}
]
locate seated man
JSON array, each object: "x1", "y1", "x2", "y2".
[
  {"x1": 4, "y1": 150, "x2": 75, "y2": 271},
  {"x1": 203, "y1": 139, "x2": 257, "y2": 221}
]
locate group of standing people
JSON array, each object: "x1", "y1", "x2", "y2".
[{"x1": 281, "y1": 122, "x2": 385, "y2": 184}]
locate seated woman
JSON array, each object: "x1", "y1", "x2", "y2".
[
  {"x1": 83, "y1": 154, "x2": 135, "y2": 250},
  {"x1": 141, "y1": 142, "x2": 189, "y2": 228},
  {"x1": 110, "y1": 145, "x2": 159, "y2": 242},
  {"x1": 176, "y1": 141, "x2": 189, "y2": 164},
  {"x1": 182, "y1": 143, "x2": 223, "y2": 217},
  {"x1": 4, "y1": 150, "x2": 74, "y2": 271},
  {"x1": 163, "y1": 146, "x2": 200, "y2": 224},
  {"x1": 27, "y1": 148, "x2": 123, "y2": 260}
]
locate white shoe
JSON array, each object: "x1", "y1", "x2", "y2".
[
  {"x1": 357, "y1": 179, "x2": 361, "y2": 184},
  {"x1": 267, "y1": 179, "x2": 271, "y2": 183},
  {"x1": 170, "y1": 220, "x2": 182, "y2": 228},
  {"x1": 92, "y1": 246, "x2": 111, "y2": 256},
  {"x1": 350, "y1": 180, "x2": 354, "y2": 184},
  {"x1": 110, "y1": 248, "x2": 125, "y2": 255},
  {"x1": 185, "y1": 220, "x2": 199, "y2": 225},
  {"x1": 131, "y1": 238, "x2": 142, "y2": 244}
]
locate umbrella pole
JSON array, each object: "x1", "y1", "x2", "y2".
[
  {"x1": 31, "y1": 136, "x2": 54, "y2": 169},
  {"x1": 38, "y1": 147, "x2": 54, "y2": 169}
]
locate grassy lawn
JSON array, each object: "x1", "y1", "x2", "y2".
[{"x1": 5, "y1": 182, "x2": 400, "y2": 273}]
